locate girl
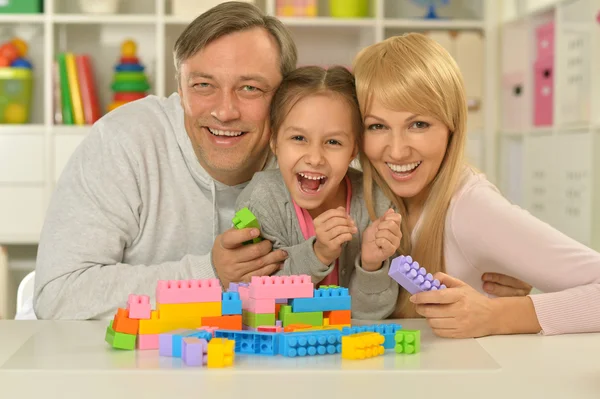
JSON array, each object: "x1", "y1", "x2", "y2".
[
  {"x1": 234, "y1": 65, "x2": 402, "y2": 319},
  {"x1": 354, "y1": 33, "x2": 600, "y2": 336}
]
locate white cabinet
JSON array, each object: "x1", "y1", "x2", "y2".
[{"x1": 524, "y1": 133, "x2": 556, "y2": 226}]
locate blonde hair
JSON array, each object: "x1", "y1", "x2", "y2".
[
  {"x1": 173, "y1": 1, "x2": 297, "y2": 82},
  {"x1": 270, "y1": 65, "x2": 362, "y2": 145},
  {"x1": 353, "y1": 33, "x2": 468, "y2": 318}
]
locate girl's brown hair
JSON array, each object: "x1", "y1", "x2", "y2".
[
  {"x1": 353, "y1": 33, "x2": 468, "y2": 318},
  {"x1": 269, "y1": 65, "x2": 362, "y2": 145}
]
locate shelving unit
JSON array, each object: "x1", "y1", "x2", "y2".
[
  {"x1": 498, "y1": 0, "x2": 600, "y2": 250},
  {"x1": 0, "y1": 0, "x2": 496, "y2": 245}
]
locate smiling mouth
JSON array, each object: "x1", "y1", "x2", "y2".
[
  {"x1": 296, "y1": 172, "x2": 328, "y2": 194},
  {"x1": 206, "y1": 127, "x2": 247, "y2": 137},
  {"x1": 386, "y1": 161, "x2": 422, "y2": 174}
]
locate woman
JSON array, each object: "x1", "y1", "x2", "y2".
[{"x1": 353, "y1": 33, "x2": 600, "y2": 337}]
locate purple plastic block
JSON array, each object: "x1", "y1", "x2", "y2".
[
  {"x1": 182, "y1": 338, "x2": 208, "y2": 367},
  {"x1": 242, "y1": 325, "x2": 258, "y2": 331},
  {"x1": 228, "y1": 283, "x2": 240, "y2": 293},
  {"x1": 275, "y1": 298, "x2": 288, "y2": 304},
  {"x1": 388, "y1": 255, "x2": 446, "y2": 295},
  {"x1": 276, "y1": 320, "x2": 282, "y2": 328},
  {"x1": 159, "y1": 329, "x2": 189, "y2": 357}
]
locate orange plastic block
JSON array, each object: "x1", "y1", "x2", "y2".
[
  {"x1": 207, "y1": 338, "x2": 235, "y2": 368},
  {"x1": 112, "y1": 308, "x2": 139, "y2": 335},
  {"x1": 201, "y1": 315, "x2": 242, "y2": 330},
  {"x1": 283, "y1": 323, "x2": 313, "y2": 332},
  {"x1": 327, "y1": 310, "x2": 351, "y2": 325},
  {"x1": 342, "y1": 332, "x2": 385, "y2": 360},
  {"x1": 275, "y1": 304, "x2": 282, "y2": 318}
]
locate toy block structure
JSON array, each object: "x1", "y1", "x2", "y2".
[
  {"x1": 207, "y1": 338, "x2": 235, "y2": 368},
  {"x1": 249, "y1": 275, "x2": 314, "y2": 299},
  {"x1": 389, "y1": 255, "x2": 447, "y2": 294},
  {"x1": 395, "y1": 330, "x2": 421, "y2": 354},
  {"x1": 215, "y1": 330, "x2": 279, "y2": 356},
  {"x1": 279, "y1": 305, "x2": 322, "y2": 327},
  {"x1": 341, "y1": 323, "x2": 402, "y2": 350},
  {"x1": 232, "y1": 207, "x2": 263, "y2": 244},
  {"x1": 341, "y1": 332, "x2": 385, "y2": 360},
  {"x1": 127, "y1": 294, "x2": 151, "y2": 319},
  {"x1": 290, "y1": 287, "x2": 351, "y2": 312},
  {"x1": 279, "y1": 330, "x2": 343, "y2": 357},
  {"x1": 222, "y1": 292, "x2": 242, "y2": 315},
  {"x1": 182, "y1": 337, "x2": 208, "y2": 367},
  {"x1": 156, "y1": 279, "x2": 222, "y2": 304}
]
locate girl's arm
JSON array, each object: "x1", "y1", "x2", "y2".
[{"x1": 450, "y1": 178, "x2": 600, "y2": 335}]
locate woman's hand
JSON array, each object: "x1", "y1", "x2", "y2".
[
  {"x1": 482, "y1": 273, "x2": 532, "y2": 297},
  {"x1": 410, "y1": 273, "x2": 497, "y2": 338},
  {"x1": 360, "y1": 209, "x2": 402, "y2": 271}
]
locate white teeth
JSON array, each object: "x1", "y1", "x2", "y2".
[
  {"x1": 298, "y1": 172, "x2": 326, "y2": 180},
  {"x1": 208, "y1": 128, "x2": 244, "y2": 137},
  {"x1": 387, "y1": 161, "x2": 422, "y2": 173}
]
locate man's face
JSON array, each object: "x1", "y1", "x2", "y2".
[{"x1": 178, "y1": 27, "x2": 283, "y2": 185}]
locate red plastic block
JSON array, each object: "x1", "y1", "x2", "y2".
[
  {"x1": 283, "y1": 323, "x2": 313, "y2": 332},
  {"x1": 202, "y1": 315, "x2": 242, "y2": 330},
  {"x1": 327, "y1": 310, "x2": 351, "y2": 325},
  {"x1": 197, "y1": 326, "x2": 219, "y2": 337},
  {"x1": 243, "y1": 297, "x2": 276, "y2": 314},
  {"x1": 249, "y1": 275, "x2": 314, "y2": 300},
  {"x1": 112, "y1": 308, "x2": 139, "y2": 335},
  {"x1": 137, "y1": 334, "x2": 159, "y2": 350},
  {"x1": 156, "y1": 279, "x2": 222, "y2": 304},
  {"x1": 127, "y1": 294, "x2": 151, "y2": 319},
  {"x1": 257, "y1": 325, "x2": 284, "y2": 333}
]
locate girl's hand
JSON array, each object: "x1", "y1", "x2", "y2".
[
  {"x1": 410, "y1": 273, "x2": 497, "y2": 338},
  {"x1": 313, "y1": 207, "x2": 357, "y2": 265},
  {"x1": 360, "y1": 209, "x2": 402, "y2": 271}
]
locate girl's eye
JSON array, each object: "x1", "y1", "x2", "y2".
[
  {"x1": 410, "y1": 121, "x2": 430, "y2": 129},
  {"x1": 367, "y1": 123, "x2": 386, "y2": 130},
  {"x1": 326, "y1": 139, "x2": 341, "y2": 146},
  {"x1": 291, "y1": 135, "x2": 305, "y2": 141}
]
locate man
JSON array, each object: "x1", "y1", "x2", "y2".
[{"x1": 33, "y1": 2, "x2": 294, "y2": 319}]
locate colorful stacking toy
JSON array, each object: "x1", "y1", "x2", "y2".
[
  {"x1": 0, "y1": 37, "x2": 34, "y2": 123},
  {"x1": 107, "y1": 39, "x2": 150, "y2": 113}
]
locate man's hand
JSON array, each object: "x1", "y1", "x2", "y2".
[
  {"x1": 361, "y1": 209, "x2": 402, "y2": 271},
  {"x1": 482, "y1": 273, "x2": 532, "y2": 297},
  {"x1": 212, "y1": 227, "x2": 288, "y2": 288},
  {"x1": 313, "y1": 207, "x2": 358, "y2": 265}
]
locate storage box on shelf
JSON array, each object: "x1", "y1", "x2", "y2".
[{"x1": 0, "y1": 0, "x2": 42, "y2": 14}]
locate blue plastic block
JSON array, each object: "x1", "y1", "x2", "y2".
[
  {"x1": 279, "y1": 330, "x2": 342, "y2": 357},
  {"x1": 215, "y1": 329, "x2": 280, "y2": 356},
  {"x1": 290, "y1": 287, "x2": 351, "y2": 312},
  {"x1": 341, "y1": 323, "x2": 402, "y2": 349},
  {"x1": 172, "y1": 330, "x2": 212, "y2": 358},
  {"x1": 222, "y1": 292, "x2": 242, "y2": 315}
]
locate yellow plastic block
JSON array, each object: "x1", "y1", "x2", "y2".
[
  {"x1": 207, "y1": 338, "x2": 235, "y2": 368},
  {"x1": 323, "y1": 318, "x2": 330, "y2": 326},
  {"x1": 157, "y1": 302, "x2": 221, "y2": 321},
  {"x1": 342, "y1": 332, "x2": 385, "y2": 360},
  {"x1": 138, "y1": 310, "x2": 202, "y2": 334}
]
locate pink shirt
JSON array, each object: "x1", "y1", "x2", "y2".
[
  {"x1": 292, "y1": 176, "x2": 352, "y2": 287},
  {"x1": 434, "y1": 168, "x2": 600, "y2": 335}
]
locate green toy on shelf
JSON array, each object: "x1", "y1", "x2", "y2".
[
  {"x1": 107, "y1": 39, "x2": 150, "y2": 113},
  {"x1": 0, "y1": 37, "x2": 34, "y2": 124}
]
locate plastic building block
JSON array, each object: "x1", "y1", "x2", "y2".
[
  {"x1": 182, "y1": 337, "x2": 208, "y2": 367},
  {"x1": 342, "y1": 332, "x2": 385, "y2": 360},
  {"x1": 276, "y1": 320, "x2": 282, "y2": 328},
  {"x1": 157, "y1": 301, "x2": 221, "y2": 321},
  {"x1": 244, "y1": 297, "x2": 276, "y2": 314},
  {"x1": 279, "y1": 305, "x2": 323, "y2": 327},
  {"x1": 228, "y1": 282, "x2": 240, "y2": 293},
  {"x1": 222, "y1": 292, "x2": 242, "y2": 315},
  {"x1": 127, "y1": 294, "x2": 151, "y2": 319},
  {"x1": 112, "y1": 308, "x2": 139, "y2": 335},
  {"x1": 156, "y1": 278, "x2": 222, "y2": 304},
  {"x1": 202, "y1": 315, "x2": 242, "y2": 330},
  {"x1": 215, "y1": 330, "x2": 280, "y2": 356},
  {"x1": 326, "y1": 310, "x2": 351, "y2": 325},
  {"x1": 105, "y1": 323, "x2": 136, "y2": 350},
  {"x1": 139, "y1": 310, "x2": 201, "y2": 335},
  {"x1": 389, "y1": 255, "x2": 446, "y2": 295},
  {"x1": 232, "y1": 207, "x2": 263, "y2": 244},
  {"x1": 290, "y1": 287, "x2": 351, "y2": 312},
  {"x1": 249, "y1": 275, "x2": 314, "y2": 300},
  {"x1": 197, "y1": 326, "x2": 219, "y2": 336},
  {"x1": 137, "y1": 334, "x2": 159, "y2": 350},
  {"x1": 159, "y1": 328, "x2": 189, "y2": 357},
  {"x1": 275, "y1": 298, "x2": 289, "y2": 304},
  {"x1": 242, "y1": 310, "x2": 275, "y2": 328},
  {"x1": 238, "y1": 285, "x2": 249, "y2": 304},
  {"x1": 279, "y1": 330, "x2": 342, "y2": 357},
  {"x1": 395, "y1": 330, "x2": 420, "y2": 354},
  {"x1": 172, "y1": 330, "x2": 208, "y2": 358},
  {"x1": 283, "y1": 323, "x2": 313, "y2": 332},
  {"x1": 341, "y1": 323, "x2": 402, "y2": 349},
  {"x1": 207, "y1": 338, "x2": 235, "y2": 368},
  {"x1": 257, "y1": 326, "x2": 284, "y2": 333}
]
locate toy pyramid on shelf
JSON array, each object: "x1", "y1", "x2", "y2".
[{"x1": 107, "y1": 39, "x2": 150, "y2": 113}]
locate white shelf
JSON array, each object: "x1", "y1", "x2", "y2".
[
  {"x1": 384, "y1": 18, "x2": 484, "y2": 30},
  {"x1": 52, "y1": 126, "x2": 92, "y2": 135},
  {"x1": 0, "y1": 14, "x2": 45, "y2": 23},
  {"x1": 0, "y1": 125, "x2": 46, "y2": 135},
  {"x1": 52, "y1": 14, "x2": 157, "y2": 24},
  {"x1": 0, "y1": 235, "x2": 40, "y2": 245}
]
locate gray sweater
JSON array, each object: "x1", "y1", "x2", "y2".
[
  {"x1": 34, "y1": 93, "x2": 272, "y2": 320},
  {"x1": 235, "y1": 169, "x2": 399, "y2": 320}
]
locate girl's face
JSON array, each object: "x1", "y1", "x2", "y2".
[
  {"x1": 363, "y1": 96, "x2": 449, "y2": 203},
  {"x1": 273, "y1": 94, "x2": 357, "y2": 211}
]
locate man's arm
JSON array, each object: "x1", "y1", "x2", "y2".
[{"x1": 34, "y1": 122, "x2": 216, "y2": 320}]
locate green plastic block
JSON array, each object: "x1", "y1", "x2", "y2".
[
  {"x1": 242, "y1": 310, "x2": 275, "y2": 328},
  {"x1": 279, "y1": 305, "x2": 323, "y2": 327},
  {"x1": 114, "y1": 71, "x2": 148, "y2": 82},
  {"x1": 111, "y1": 80, "x2": 150, "y2": 93},
  {"x1": 394, "y1": 329, "x2": 420, "y2": 354},
  {"x1": 232, "y1": 207, "x2": 263, "y2": 244},
  {"x1": 105, "y1": 323, "x2": 137, "y2": 350}
]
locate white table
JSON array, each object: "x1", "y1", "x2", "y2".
[{"x1": 0, "y1": 319, "x2": 599, "y2": 399}]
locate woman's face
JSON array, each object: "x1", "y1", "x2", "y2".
[{"x1": 363, "y1": 96, "x2": 450, "y2": 202}]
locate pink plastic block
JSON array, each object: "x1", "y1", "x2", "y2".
[
  {"x1": 182, "y1": 337, "x2": 208, "y2": 367},
  {"x1": 534, "y1": 57, "x2": 553, "y2": 127},
  {"x1": 238, "y1": 285, "x2": 249, "y2": 303},
  {"x1": 243, "y1": 297, "x2": 276, "y2": 314},
  {"x1": 501, "y1": 72, "x2": 527, "y2": 130},
  {"x1": 536, "y1": 21, "x2": 554, "y2": 59},
  {"x1": 127, "y1": 294, "x2": 151, "y2": 319},
  {"x1": 197, "y1": 326, "x2": 219, "y2": 337},
  {"x1": 249, "y1": 275, "x2": 314, "y2": 300},
  {"x1": 156, "y1": 279, "x2": 222, "y2": 304},
  {"x1": 137, "y1": 334, "x2": 159, "y2": 350}
]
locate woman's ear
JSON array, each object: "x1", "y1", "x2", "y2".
[
  {"x1": 351, "y1": 143, "x2": 359, "y2": 160},
  {"x1": 270, "y1": 140, "x2": 277, "y2": 155}
]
